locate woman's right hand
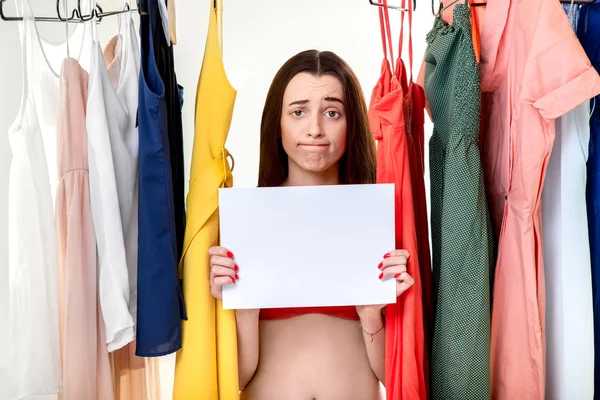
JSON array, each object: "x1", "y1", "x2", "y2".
[{"x1": 208, "y1": 245, "x2": 239, "y2": 300}]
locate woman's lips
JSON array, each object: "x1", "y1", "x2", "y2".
[{"x1": 299, "y1": 143, "x2": 329, "y2": 147}]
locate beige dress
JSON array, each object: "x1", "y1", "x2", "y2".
[{"x1": 55, "y1": 57, "x2": 113, "y2": 400}]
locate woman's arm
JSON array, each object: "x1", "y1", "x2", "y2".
[
  {"x1": 359, "y1": 310, "x2": 386, "y2": 384},
  {"x1": 235, "y1": 309, "x2": 261, "y2": 390},
  {"x1": 208, "y1": 246, "x2": 260, "y2": 389},
  {"x1": 357, "y1": 249, "x2": 414, "y2": 385}
]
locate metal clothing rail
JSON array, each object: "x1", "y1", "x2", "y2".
[
  {"x1": 369, "y1": 0, "x2": 412, "y2": 12},
  {"x1": 0, "y1": 0, "x2": 138, "y2": 23},
  {"x1": 2, "y1": 0, "x2": 596, "y2": 23}
]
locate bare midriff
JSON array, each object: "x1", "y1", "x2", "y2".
[{"x1": 241, "y1": 313, "x2": 384, "y2": 400}]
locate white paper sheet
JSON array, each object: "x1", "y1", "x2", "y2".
[{"x1": 218, "y1": 184, "x2": 396, "y2": 310}]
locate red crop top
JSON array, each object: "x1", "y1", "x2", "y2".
[{"x1": 259, "y1": 306, "x2": 360, "y2": 321}]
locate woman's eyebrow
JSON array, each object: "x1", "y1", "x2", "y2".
[
  {"x1": 288, "y1": 97, "x2": 344, "y2": 106},
  {"x1": 324, "y1": 96, "x2": 344, "y2": 104},
  {"x1": 288, "y1": 99, "x2": 309, "y2": 106}
]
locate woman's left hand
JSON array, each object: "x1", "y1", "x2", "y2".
[{"x1": 356, "y1": 249, "x2": 415, "y2": 318}]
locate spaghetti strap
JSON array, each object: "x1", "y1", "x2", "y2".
[
  {"x1": 22, "y1": 0, "x2": 89, "y2": 78},
  {"x1": 380, "y1": 0, "x2": 395, "y2": 71},
  {"x1": 10, "y1": 0, "x2": 31, "y2": 132},
  {"x1": 407, "y1": 0, "x2": 414, "y2": 80},
  {"x1": 378, "y1": 8, "x2": 388, "y2": 62},
  {"x1": 395, "y1": 0, "x2": 414, "y2": 80}
]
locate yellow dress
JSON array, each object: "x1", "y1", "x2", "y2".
[{"x1": 172, "y1": 2, "x2": 238, "y2": 398}]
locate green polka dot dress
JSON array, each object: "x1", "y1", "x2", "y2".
[{"x1": 424, "y1": 4, "x2": 495, "y2": 399}]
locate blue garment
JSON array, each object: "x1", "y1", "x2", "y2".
[
  {"x1": 562, "y1": 3, "x2": 580, "y2": 31},
  {"x1": 136, "y1": 0, "x2": 184, "y2": 357},
  {"x1": 152, "y1": 6, "x2": 186, "y2": 260},
  {"x1": 578, "y1": 2, "x2": 600, "y2": 394}
]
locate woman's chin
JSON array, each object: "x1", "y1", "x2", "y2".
[{"x1": 298, "y1": 158, "x2": 333, "y2": 173}]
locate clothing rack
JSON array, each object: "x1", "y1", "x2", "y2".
[
  {"x1": 427, "y1": 0, "x2": 595, "y2": 15},
  {"x1": 0, "y1": 0, "x2": 138, "y2": 22},
  {"x1": 369, "y1": 0, "x2": 412, "y2": 12}
]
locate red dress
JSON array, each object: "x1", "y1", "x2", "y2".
[
  {"x1": 368, "y1": 1, "x2": 429, "y2": 398},
  {"x1": 396, "y1": 20, "x2": 434, "y2": 346}
]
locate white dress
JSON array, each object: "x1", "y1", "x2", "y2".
[
  {"x1": 104, "y1": 15, "x2": 142, "y2": 324},
  {"x1": 7, "y1": 0, "x2": 86, "y2": 397},
  {"x1": 86, "y1": 14, "x2": 135, "y2": 351},
  {"x1": 541, "y1": 6, "x2": 595, "y2": 399},
  {"x1": 542, "y1": 85, "x2": 595, "y2": 399}
]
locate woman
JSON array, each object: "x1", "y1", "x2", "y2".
[{"x1": 209, "y1": 50, "x2": 414, "y2": 400}]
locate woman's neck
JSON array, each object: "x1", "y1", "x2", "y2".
[{"x1": 283, "y1": 163, "x2": 341, "y2": 187}]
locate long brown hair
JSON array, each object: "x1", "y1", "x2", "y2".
[{"x1": 257, "y1": 50, "x2": 377, "y2": 187}]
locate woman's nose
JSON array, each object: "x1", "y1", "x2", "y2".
[{"x1": 307, "y1": 115, "x2": 324, "y2": 138}]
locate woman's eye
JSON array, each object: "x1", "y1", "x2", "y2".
[
  {"x1": 326, "y1": 111, "x2": 340, "y2": 118},
  {"x1": 292, "y1": 110, "x2": 304, "y2": 117}
]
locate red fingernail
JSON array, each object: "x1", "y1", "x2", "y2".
[
  {"x1": 394, "y1": 274, "x2": 400, "y2": 278},
  {"x1": 384, "y1": 253, "x2": 390, "y2": 259},
  {"x1": 378, "y1": 262, "x2": 383, "y2": 269},
  {"x1": 235, "y1": 273, "x2": 239, "y2": 280},
  {"x1": 227, "y1": 251, "x2": 234, "y2": 258},
  {"x1": 379, "y1": 272, "x2": 383, "y2": 280},
  {"x1": 232, "y1": 278, "x2": 236, "y2": 284},
  {"x1": 234, "y1": 264, "x2": 239, "y2": 271}
]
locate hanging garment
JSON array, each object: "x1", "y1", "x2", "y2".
[
  {"x1": 55, "y1": 56, "x2": 114, "y2": 400},
  {"x1": 541, "y1": 6, "x2": 595, "y2": 399},
  {"x1": 87, "y1": 8, "x2": 135, "y2": 353},
  {"x1": 424, "y1": 3, "x2": 494, "y2": 399},
  {"x1": 469, "y1": 3, "x2": 489, "y2": 163},
  {"x1": 136, "y1": 0, "x2": 184, "y2": 357},
  {"x1": 478, "y1": 0, "x2": 600, "y2": 397},
  {"x1": 578, "y1": 1, "x2": 600, "y2": 395},
  {"x1": 395, "y1": 1, "x2": 434, "y2": 343},
  {"x1": 368, "y1": 1, "x2": 428, "y2": 398},
  {"x1": 103, "y1": 14, "x2": 162, "y2": 399},
  {"x1": 6, "y1": 0, "x2": 75, "y2": 396},
  {"x1": 470, "y1": 6, "x2": 481, "y2": 63},
  {"x1": 172, "y1": 2, "x2": 238, "y2": 398},
  {"x1": 542, "y1": 97, "x2": 594, "y2": 398},
  {"x1": 406, "y1": 80, "x2": 434, "y2": 345},
  {"x1": 153, "y1": 0, "x2": 186, "y2": 259},
  {"x1": 110, "y1": 341, "x2": 161, "y2": 400},
  {"x1": 103, "y1": 12, "x2": 142, "y2": 327}
]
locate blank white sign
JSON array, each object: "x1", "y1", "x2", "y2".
[{"x1": 218, "y1": 184, "x2": 396, "y2": 310}]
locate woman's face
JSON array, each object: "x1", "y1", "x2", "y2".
[{"x1": 280, "y1": 72, "x2": 347, "y2": 176}]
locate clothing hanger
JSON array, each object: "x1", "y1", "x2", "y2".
[
  {"x1": 63, "y1": 0, "x2": 138, "y2": 22},
  {"x1": 168, "y1": 0, "x2": 176, "y2": 44},
  {"x1": 431, "y1": 0, "x2": 486, "y2": 16},
  {"x1": 0, "y1": 0, "x2": 137, "y2": 22},
  {"x1": 75, "y1": 0, "x2": 100, "y2": 22},
  {"x1": 73, "y1": 0, "x2": 102, "y2": 22},
  {"x1": 433, "y1": 0, "x2": 459, "y2": 17},
  {"x1": 369, "y1": 0, "x2": 411, "y2": 13}
]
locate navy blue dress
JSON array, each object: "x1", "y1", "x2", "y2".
[
  {"x1": 136, "y1": 0, "x2": 185, "y2": 357},
  {"x1": 578, "y1": 1, "x2": 600, "y2": 393}
]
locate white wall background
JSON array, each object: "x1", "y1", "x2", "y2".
[{"x1": 0, "y1": 1, "x2": 434, "y2": 398}]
